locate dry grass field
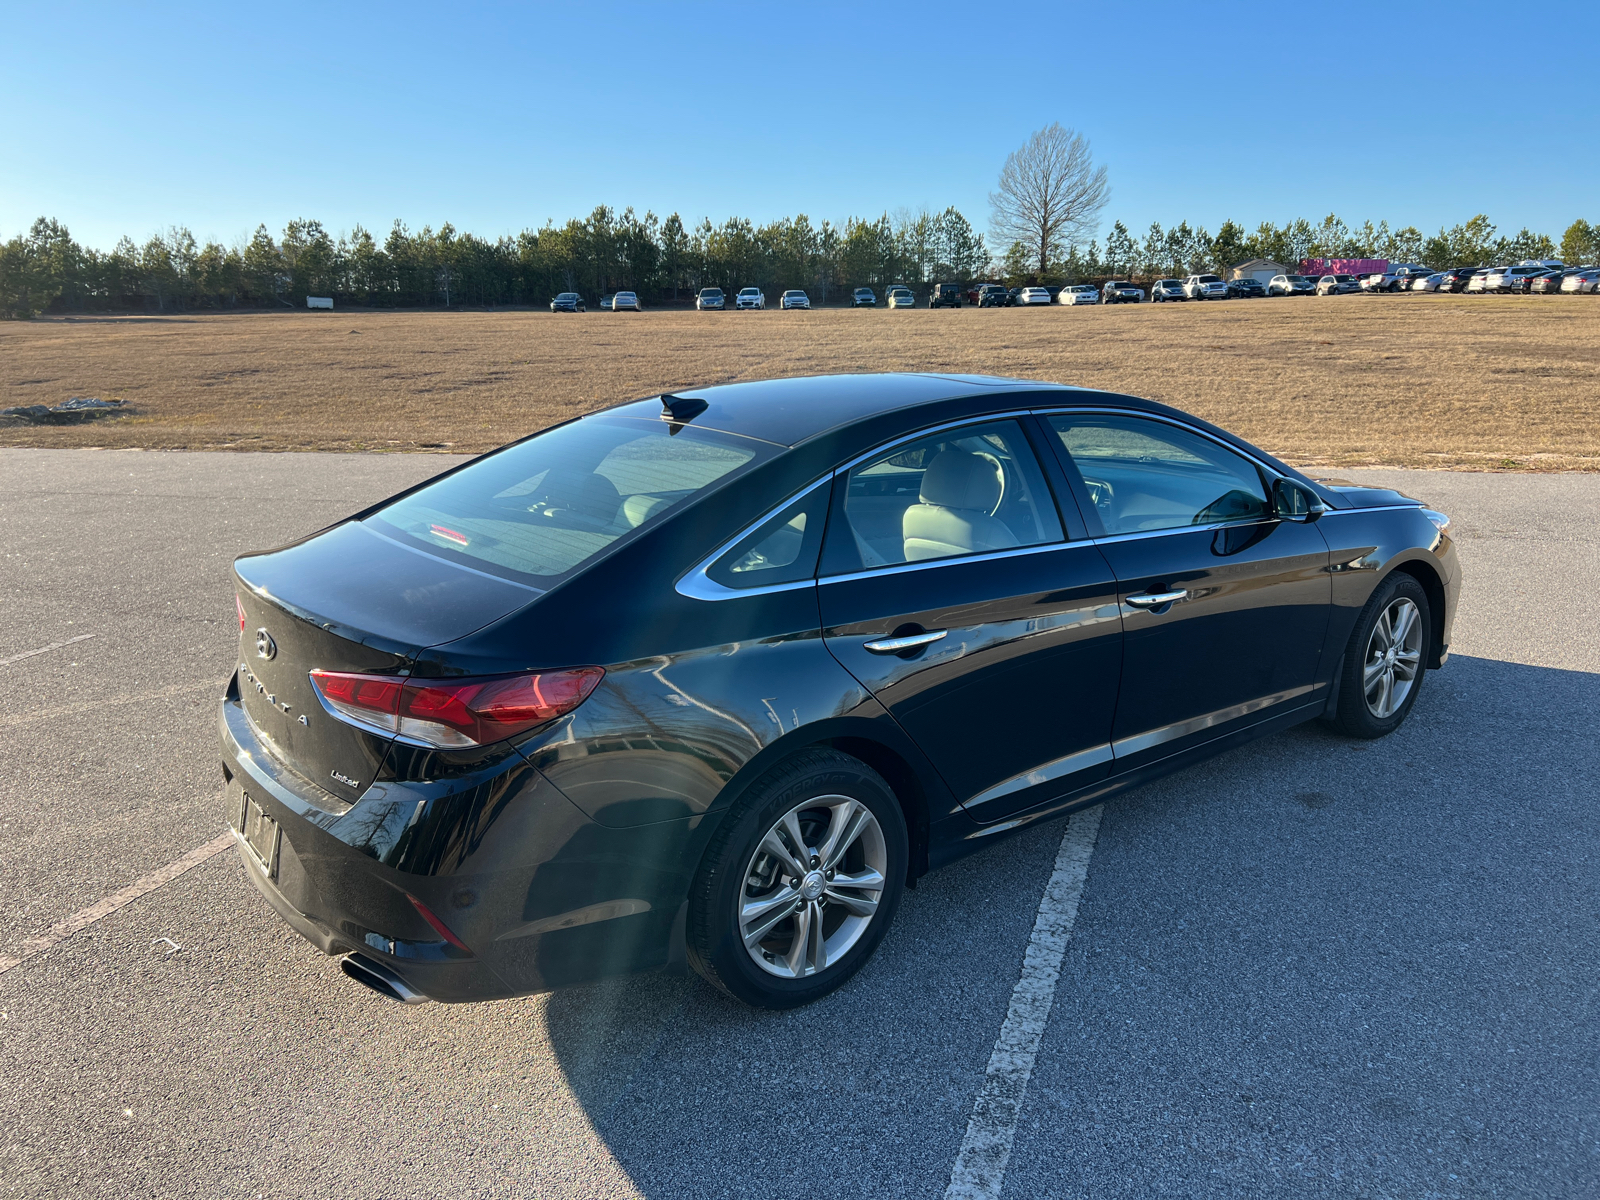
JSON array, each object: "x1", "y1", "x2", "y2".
[{"x1": 2, "y1": 296, "x2": 1597, "y2": 469}]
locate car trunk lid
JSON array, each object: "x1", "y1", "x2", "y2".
[{"x1": 233, "y1": 521, "x2": 541, "y2": 801}]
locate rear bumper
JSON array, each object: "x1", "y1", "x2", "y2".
[{"x1": 219, "y1": 695, "x2": 693, "y2": 1002}]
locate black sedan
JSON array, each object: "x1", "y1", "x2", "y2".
[
  {"x1": 1226, "y1": 277, "x2": 1267, "y2": 298},
  {"x1": 223, "y1": 374, "x2": 1460, "y2": 1010},
  {"x1": 549, "y1": 292, "x2": 585, "y2": 313}
]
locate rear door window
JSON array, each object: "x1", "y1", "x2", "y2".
[
  {"x1": 823, "y1": 419, "x2": 1063, "y2": 572},
  {"x1": 369, "y1": 416, "x2": 772, "y2": 586},
  {"x1": 1046, "y1": 413, "x2": 1270, "y2": 535}
]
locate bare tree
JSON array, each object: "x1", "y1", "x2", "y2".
[{"x1": 989, "y1": 124, "x2": 1109, "y2": 276}]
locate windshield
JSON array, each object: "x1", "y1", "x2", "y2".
[
  {"x1": 556, "y1": 293, "x2": 578, "y2": 300},
  {"x1": 700, "y1": 288, "x2": 722, "y2": 296},
  {"x1": 740, "y1": 289, "x2": 759, "y2": 295},
  {"x1": 783, "y1": 291, "x2": 804, "y2": 297},
  {"x1": 1198, "y1": 275, "x2": 1222, "y2": 283},
  {"x1": 1286, "y1": 275, "x2": 1308, "y2": 283},
  {"x1": 369, "y1": 416, "x2": 773, "y2": 586}
]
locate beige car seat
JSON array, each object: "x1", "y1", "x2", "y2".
[{"x1": 902, "y1": 450, "x2": 1018, "y2": 562}]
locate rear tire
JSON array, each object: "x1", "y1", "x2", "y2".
[
  {"x1": 687, "y1": 749, "x2": 908, "y2": 1009},
  {"x1": 1327, "y1": 573, "x2": 1431, "y2": 739}
]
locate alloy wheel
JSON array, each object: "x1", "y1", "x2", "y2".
[
  {"x1": 737, "y1": 795, "x2": 887, "y2": 979},
  {"x1": 1363, "y1": 597, "x2": 1423, "y2": 718}
]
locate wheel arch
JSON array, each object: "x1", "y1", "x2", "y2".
[
  {"x1": 1386, "y1": 556, "x2": 1448, "y2": 669},
  {"x1": 701, "y1": 715, "x2": 945, "y2": 885}
]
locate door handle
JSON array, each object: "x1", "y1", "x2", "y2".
[
  {"x1": 1124, "y1": 589, "x2": 1188, "y2": 609},
  {"x1": 863, "y1": 629, "x2": 947, "y2": 653}
]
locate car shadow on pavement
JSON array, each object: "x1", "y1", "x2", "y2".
[{"x1": 540, "y1": 654, "x2": 1599, "y2": 1199}]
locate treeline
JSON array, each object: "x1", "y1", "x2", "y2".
[
  {"x1": 3, "y1": 208, "x2": 1596, "y2": 318},
  {"x1": 0, "y1": 207, "x2": 987, "y2": 317},
  {"x1": 1063, "y1": 213, "x2": 1597, "y2": 282}
]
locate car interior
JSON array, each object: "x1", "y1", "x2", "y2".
[
  {"x1": 840, "y1": 422, "x2": 1060, "y2": 568},
  {"x1": 1047, "y1": 415, "x2": 1271, "y2": 535}
]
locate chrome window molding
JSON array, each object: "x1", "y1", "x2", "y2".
[
  {"x1": 817, "y1": 538, "x2": 1075, "y2": 587},
  {"x1": 828, "y1": 409, "x2": 1036, "y2": 475},
  {"x1": 674, "y1": 475, "x2": 832, "y2": 602}
]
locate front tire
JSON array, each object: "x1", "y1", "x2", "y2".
[
  {"x1": 687, "y1": 749, "x2": 908, "y2": 1009},
  {"x1": 1327, "y1": 573, "x2": 1430, "y2": 739}
]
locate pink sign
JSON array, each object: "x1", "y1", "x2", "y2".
[{"x1": 1300, "y1": 258, "x2": 1388, "y2": 277}]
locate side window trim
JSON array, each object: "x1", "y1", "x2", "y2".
[
  {"x1": 817, "y1": 414, "x2": 1068, "y2": 579},
  {"x1": 675, "y1": 475, "x2": 833, "y2": 602},
  {"x1": 1033, "y1": 406, "x2": 1290, "y2": 539}
]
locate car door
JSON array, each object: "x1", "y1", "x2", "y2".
[
  {"x1": 1042, "y1": 411, "x2": 1332, "y2": 772},
  {"x1": 817, "y1": 416, "x2": 1124, "y2": 821}
]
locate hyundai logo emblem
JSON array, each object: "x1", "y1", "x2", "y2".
[{"x1": 255, "y1": 628, "x2": 277, "y2": 660}]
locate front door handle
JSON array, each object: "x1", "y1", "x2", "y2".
[
  {"x1": 863, "y1": 629, "x2": 947, "y2": 653},
  {"x1": 1124, "y1": 589, "x2": 1188, "y2": 609}
]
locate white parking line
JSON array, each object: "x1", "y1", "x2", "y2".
[
  {"x1": 0, "y1": 678, "x2": 218, "y2": 729},
  {"x1": 945, "y1": 805, "x2": 1103, "y2": 1200},
  {"x1": 0, "y1": 832, "x2": 234, "y2": 976},
  {"x1": 0, "y1": 632, "x2": 96, "y2": 668}
]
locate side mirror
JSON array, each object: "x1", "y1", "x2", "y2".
[{"x1": 1274, "y1": 478, "x2": 1328, "y2": 522}]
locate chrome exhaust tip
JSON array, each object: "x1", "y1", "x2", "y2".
[{"x1": 340, "y1": 952, "x2": 431, "y2": 1004}]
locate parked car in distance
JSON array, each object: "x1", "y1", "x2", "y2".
[
  {"x1": 780, "y1": 290, "x2": 811, "y2": 310},
  {"x1": 696, "y1": 288, "x2": 726, "y2": 311},
  {"x1": 1150, "y1": 279, "x2": 1185, "y2": 302},
  {"x1": 611, "y1": 291, "x2": 640, "y2": 311},
  {"x1": 1016, "y1": 286, "x2": 1053, "y2": 306},
  {"x1": 1099, "y1": 281, "x2": 1143, "y2": 304},
  {"x1": 1316, "y1": 274, "x2": 1361, "y2": 296},
  {"x1": 977, "y1": 284, "x2": 1010, "y2": 308},
  {"x1": 600, "y1": 295, "x2": 615, "y2": 311},
  {"x1": 1268, "y1": 274, "x2": 1316, "y2": 296},
  {"x1": 1360, "y1": 265, "x2": 1431, "y2": 292},
  {"x1": 1484, "y1": 264, "x2": 1551, "y2": 293},
  {"x1": 1059, "y1": 284, "x2": 1101, "y2": 306},
  {"x1": 734, "y1": 288, "x2": 765, "y2": 310},
  {"x1": 929, "y1": 282, "x2": 963, "y2": 308},
  {"x1": 1227, "y1": 277, "x2": 1267, "y2": 298},
  {"x1": 1408, "y1": 274, "x2": 1444, "y2": 293},
  {"x1": 1559, "y1": 268, "x2": 1600, "y2": 294},
  {"x1": 852, "y1": 288, "x2": 877, "y2": 308},
  {"x1": 1507, "y1": 269, "x2": 1555, "y2": 294},
  {"x1": 1463, "y1": 269, "x2": 1496, "y2": 294},
  {"x1": 887, "y1": 286, "x2": 917, "y2": 309},
  {"x1": 223, "y1": 371, "x2": 1458, "y2": 1011},
  {"x1": 550, "y1": 292, "x2": 586, "y2": 313},
  {"x1": 1437, "y1": 268, "x2": 1478, "y2": 293},
  {"x1": 1183, "y1": 274, "x2": 1228, "y2": 300}
]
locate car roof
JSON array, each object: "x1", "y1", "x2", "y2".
[{"x1": 597, "y1": 372, "x2": 1070, "y2": 448}]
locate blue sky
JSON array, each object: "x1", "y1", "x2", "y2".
[{"x1": 3, "y1": 0, "x2": 1595, "y2": 251}]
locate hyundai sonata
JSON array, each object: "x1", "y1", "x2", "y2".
[{"x1": 223, "y1": 374, "x2": 1458, "y2": 1009}]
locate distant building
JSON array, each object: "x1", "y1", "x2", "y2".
[
  {"x1": 1229, "y1": 259, "x2": 1288, "y2": 283},
  {"x1": 1300, "y1": 258, "x2": 1388, "y2": 278},
  {"x1": 307, "y1": 296, "x2": 334, "y2": 310}
]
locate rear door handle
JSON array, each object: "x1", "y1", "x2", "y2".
[
  {"x1": 1124, "y1": 589, "x2": 1188, "y2": 609},
  {"x1": 863, "y1": 629, "x2": 947, "y2": 653}
]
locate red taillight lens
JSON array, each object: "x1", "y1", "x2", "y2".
[
  {"x1": 237, "y1": 595, "x2": 246, "y2": 632},
  {"x1": 308, "y1": 666, "x2": 604, "y2": 748}
]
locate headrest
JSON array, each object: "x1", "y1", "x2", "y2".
[{"x1": 919, "y1": 450, "x2": 1002, "y2": 512}]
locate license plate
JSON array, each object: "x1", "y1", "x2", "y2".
[{"x1": 235, "y1": 789, "x2": 281, "y2": 879}]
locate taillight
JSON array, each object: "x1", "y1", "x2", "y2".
[
  {"x1": 308, "y1": 666, "x2": 604, "y2": 748},
  {"x1": 236, "y1": 594, "x2": 246, "y2": 632}
]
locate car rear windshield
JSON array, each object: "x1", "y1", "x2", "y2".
[{"x1": 368, "y1": 415, "x2": 774, "y2": 587}]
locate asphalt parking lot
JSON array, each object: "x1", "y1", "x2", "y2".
[{"x1": 2, "y1": 449, "x2": 1596, "y2": 1199}]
